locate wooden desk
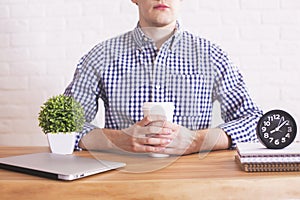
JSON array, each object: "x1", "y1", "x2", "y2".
[{"x1": 1, "y1": 147, "x2": 300, "y2": 200}]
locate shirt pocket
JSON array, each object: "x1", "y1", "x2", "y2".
[{"x1": 167, "y1": 73, "x2": 211, "y2": 117}]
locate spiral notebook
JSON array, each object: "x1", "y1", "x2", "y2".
[{"x1": 235, "y1": 142, "x2": 300, "y2": 172}]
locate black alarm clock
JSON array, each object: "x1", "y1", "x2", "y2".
[{"x1": 256, "y1": 109, "x2": 297, "y2": 149}]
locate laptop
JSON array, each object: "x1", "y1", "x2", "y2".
[{"x1": 0, "y1": 152, "x2": 126, "y2": 181}]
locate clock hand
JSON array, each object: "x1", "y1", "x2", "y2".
[
  {"x1": 278, "y1": 117, "x2": 284, "y2": 127},
  {"x1": 277, "y1": 120, "x2": 288, "y2": 130},
  {"x1": 270, "y1": 116, "x2": 284, "y2": 134},
  {"x1": 270, "y1": 120, "x2": 288, "y2": 134},
  {"x1": 270, "y1": 129, "x2": 277, "y2": 134}
]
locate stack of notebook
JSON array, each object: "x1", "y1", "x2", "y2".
[{"x1": 235, "y1": 142, "x2": 300, "y2": 172}]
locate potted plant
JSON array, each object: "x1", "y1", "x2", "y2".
[{"x1": 38, "y1": 94, "x2": 85, "y2": 154}]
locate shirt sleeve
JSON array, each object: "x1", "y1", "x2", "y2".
[
  {"x1": 64, "y1": 46, "x2": 104, "y2": 151},
  {"x1": 210, "y1": 44, "x2": 263, "y2": 148}
]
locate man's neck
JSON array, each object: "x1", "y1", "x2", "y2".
[{"x1": 141, "y1": 22, "x2": 176, "y2": 49}]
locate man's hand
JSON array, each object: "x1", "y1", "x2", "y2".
[
  {"x1": 118, "y1": 115, "x2": 173, "y2": 153},
  {"x1": 79, "y1": 115, "x2": 230, "y2": 155},
  {"x1": 150, "y1": 122, "x2": 199, "y2": 155},
  {"x1": 79, "y1": 115, "x2": 172, "y2": 153},
  {"x1": 152, "y1": 121, "x2": 231, "y2": 155}
]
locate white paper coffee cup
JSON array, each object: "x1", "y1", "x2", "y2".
[
  {"x1": 142, "y1": 102, "x2": 175, "y2": 158},
  {"x1": 142, "y1": 102, "x2": 175, "y2": 122}
]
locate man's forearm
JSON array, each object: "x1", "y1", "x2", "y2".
[
  {"x1": 79, "y1": 126, "x2": 231, "y2": 155},
  {"x1": 195, "y1": 128, "x2": 231, "y2": 152},
  {"x1": 79, "y1": 128, "x2": 121, "y2": 151}
]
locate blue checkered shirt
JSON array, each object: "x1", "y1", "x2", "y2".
[{"x1": 64, "y1": 24, "x2": 263, "y2": 150}]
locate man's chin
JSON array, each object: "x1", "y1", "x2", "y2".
[{"x1": 152, "y1": 18, "x2": 176, "y2": 28}]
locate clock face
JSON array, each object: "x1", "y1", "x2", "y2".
[{"x1": 257, "y1": 110, "x2": 297, "y2": 149}]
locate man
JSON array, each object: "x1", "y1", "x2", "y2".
[{"x1": 64, "y1": 0, "x2": 263, "y2": 155}]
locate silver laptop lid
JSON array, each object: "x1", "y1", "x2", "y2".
[{"x1": 0, "y1": 153, "x2": 126, "y2": 181}]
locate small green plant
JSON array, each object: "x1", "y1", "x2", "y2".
[{"x1": 38, "y1": 94, "x2": 85, "y2": 134}]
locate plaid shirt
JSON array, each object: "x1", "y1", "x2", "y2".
[{"x1": 65, "y1": 23, "x2": 263, "y2": 150}]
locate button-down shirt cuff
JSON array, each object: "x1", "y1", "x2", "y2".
[
  {"x1": 217, "y1": 118, "x2": 259, "y2": 149},
  {"x1": 74, "y1": 123, "x2": 97, "y2": 151}
]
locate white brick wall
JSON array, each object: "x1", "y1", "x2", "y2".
[{"x1": 1, "y1": 0, "x2": 300, "y2": 146}]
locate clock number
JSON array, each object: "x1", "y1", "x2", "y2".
[
  {"x1": 262, "y1": 127, "x2": 267, "y2": 132},
  {"x1": 275, "y1": 114, "x2": 280, "y2": 120},
  {"x1": 264, "y1": 121, "x2": 271, "y2": 126},
  {"x1": 282, "y1": 137, "x2": 286, "y2": 143},
  {"x1": 269, "y1": 137, "x2": 274, "y2": 143},
  {"x1": 264, "y1": 133, "x2": 269, "y2": 139},
  {"x1": 269, "y1": 137, "x2": 280, "y2": 145},
  {"x1": 285, "y1": 133, "x2": 291, "y2": 138},
  {"x1": 268, "y1": 114, "x2": 280, "y2": 121},
  {"x1": 286, "y1": 120, "x2": 290, "y2": 126},
  {"x1": 288, "y1": 127, "x2": 292, "y2": 132}
]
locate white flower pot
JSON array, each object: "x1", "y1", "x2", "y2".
[{"x1": 47, "y1": 132, "x2": 76, "y2": 154}]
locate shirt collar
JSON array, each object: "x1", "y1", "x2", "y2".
[{"x1": 132, "y1": 21, "x2": 182, "y2": 51}]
